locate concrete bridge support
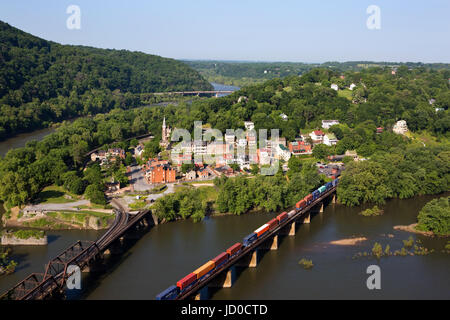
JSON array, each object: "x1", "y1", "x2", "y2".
[
  {"x1": 319, "y1": 203, "x2": 324, "y2": 213},
  {"x1": 281, "y1": 221, "x2": 296, "y2": 236},
  {"x1": 261, "y1": 235, "x2": 279, "y2": 250},
  {"x1": 302, "y1": 213, "x2": 311, "y2": 224},
  {"x1": 237, "y1": 250, "x2": 259, "y2": 268},
  {"x1": 194, "y1": 287, "x2": 209, "y2": 300},
  {"x1": 332, "y1": 194, "x2": 337, "y2": 204},
  {"x1": 209, "y1": 267, "x2": 236, "y2": 288}
]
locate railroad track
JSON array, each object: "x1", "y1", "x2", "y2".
[{"x1": 0, "y1": 198, "x2": 133, "y2": 300}]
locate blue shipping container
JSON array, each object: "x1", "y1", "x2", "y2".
[
  {"x1": 312, "y1": 190, "x2": 320, "y2": 200},
  {"x1": 156, "y1": 285, "x2": 180, "y2": 300},
  {"x1": 325, "y1": 182, "x2": 333, "y2": 189}
]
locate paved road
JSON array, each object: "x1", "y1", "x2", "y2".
[
  {"x1": 23, "y1": 200, "x2": 90, "y2": 212},
  {"x1": 146, "y1": 183, "x2": 175, "y2": 202},
  {"x1": 128, "y1": 165, "x2": 152, "y2": 191}
]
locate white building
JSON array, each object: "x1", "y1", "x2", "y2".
[
  {"x1": 193, "y1": 140, "x2": 207, "y2": 155},
  {"x1": 280, "y1": 113, "x2": 288, "y2": 121},
  {"x1": 393, "y1": 120, "x2": 409, "y2": 135},
  {"x1": 134, "y1": 144, "x2": 144, "y2": 158},
  {"x1": 309, "y1": 130, "x2": 325, "y2": 143},
  {"x1": 321, "y1": 120, "x2": 340, "y2": 129},
  {"x1": 244, "y1": 121, "x2": 255, "y2": 131},
  {"x1": 237, "y1": 138, "x2": 247, "y2": 148},
  {"x1": 225, "y1": 133, "x2": 235, "y2": 145},
  {"x1": 349, "y1": 83, "x2": 356, "y2": 90},
  {"x1": 331, "y1": 84, "x2": 339, "y2": 91},
  {"x1": 323, "y1": 133, "x2": 338, "y2": 146},
  {"x1": 275, "y1": 144, "x2": 291, "y2": 161}
]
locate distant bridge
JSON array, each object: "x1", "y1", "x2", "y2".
[{"x1": 152, "y1": 91, "x2": 235, "y2": 97}]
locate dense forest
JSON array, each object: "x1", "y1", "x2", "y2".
[
  {"x1": 185, "y1": 60, "x2": 450, "y2": 87},
  {"x1": 0, "y1": 65, "x2": 449, "y2": 210},
  {"x1": 0, "y1": 21, "x2": 212, "y2": 139}
]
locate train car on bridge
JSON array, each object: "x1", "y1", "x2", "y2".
[
  {"x1": 212, "y1": 252, "x2": 229, "y2": 268},
  {"x1": 156, "y1": 285, "x2": 180, "y2": 300},
  {"x1": 304, "y1": 194, "x2": 313, "y2": 205},
  {"x1": 254, "y1": 224, "x2": 270, "y2": 237},
  {"x1": 177, "y1": 273, "x2": 197, "y2": 291},
  {"x1": 277, "y1": 211, "x2": 288, "y2": 222},
  {"x1": 332, "y1": 178, "x2": 339, "y2": 187},
  {"x1": 227, "y1": 243, "x2": 242, "y2": 258},
  {"x1": 243, "y1": 233, "x2": 258, "y2": 247},
  {"x1": 267, "y1": 218, "x2": 278, "y2": 231},
  {"x1": 296, "y1": 199, "x2": 307, "y2": 211},
  {"x1": 193, "y1": 261, "x2": 215, "y2": 280}
]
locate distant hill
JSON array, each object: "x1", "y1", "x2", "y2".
[{"x1": 0, "y1": 21, "x2": 212, "y2": 139}]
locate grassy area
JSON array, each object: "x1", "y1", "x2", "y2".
[
  {"x1": 25, "y1": 210, "x2": 113, "y2": 229},
  {"x1": 35, "y1": 185, "x2": 79, "y2": 204},
  {"x1": 12, "y1": 229, "x2": 45, "y2": 239},
  {"x1": 337, "y1": 89, "x2": 353, "y2": 100},
  {"x1": 129, "y1": 200, "x2": 147, "y2": 210},
  {"x1": 409, "y1": 131, "x2": 450, "y2": 148}
]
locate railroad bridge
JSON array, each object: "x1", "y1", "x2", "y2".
[
  {"x1": 175, "y1": 186, "x2": 337, "y2": 300},
  {"x1": 0, "y1": 200, "x2": 155, "y2": 300},
  {"x1": 1, "y1": 186, "x2": 337, "y2": 300}
]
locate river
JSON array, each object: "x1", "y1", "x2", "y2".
[{"x1": 78, "y1": 193, "x2": 449, "y2": 300}]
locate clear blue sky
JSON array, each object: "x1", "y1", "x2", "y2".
[{"x1": 1, "y1": 0, "x2": 449, "y2": 62}]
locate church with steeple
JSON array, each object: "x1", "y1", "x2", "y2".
[{"x1": 160, "y1": 117, "x2": 172, "y2": 148}]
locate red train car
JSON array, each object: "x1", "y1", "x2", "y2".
[
  {"x1": 267, "y1": 218, "x2": 278, "y2": 231},
  {"x1": 226, "y1": 243, "x2": 242, "y2": 256},
  {"x1": 296, "y1": 199, "x2": 306, "y2": 210},
  {"x1": 254, "y1": 224, "x2": 270, "y2": 237},
  {"x1": 212, "y1": 252, "x2": 229, "y2": 267},
  {"x1": 304, "y1": 194, "x2": 313, "y2": 205},
  {"x1": 177, "y1": 273, "x2": 197, "y2": 290},
  {"x1": 277, "y1": 211, "x2": 288, "y2": 223}
]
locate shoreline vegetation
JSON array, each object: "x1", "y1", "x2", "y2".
[
  {"x1": 353, "y1": 237, "x2": 435, "y2": 260},
  {"x1": 359, "y1": 205, "x2": 383, "y2": 217}
]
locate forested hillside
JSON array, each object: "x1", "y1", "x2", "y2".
[
  {"x1": 0, "y1": 21, "x2": 212, "y2": 139},
  {"x1": 186, "y1": 60, "x2": 450, "y2": 87}
]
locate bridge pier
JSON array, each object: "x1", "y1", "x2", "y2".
[
  {"x1": 332, "y1": 194, "x2": 337, "y2": 204},
  {"x1": 260, "y1": 235, "x2": 279, "y2": 250},
  {"x1": 281, "y1": 221, "x2": 296, "y2": 236},
  {"x1": 319, "y1": 203, "x2": 324, "y2": 213},
  {"x1": 237, "y1": 250, "x2": 259, "y2": 268},
  {"x1": 193, "y1": 287, "x2": 209, "y2": 300},
  {"x1": 209, "y1": 267, "x2": 235, "y2": 288}
]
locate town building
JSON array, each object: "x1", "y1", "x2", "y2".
[
  {"x1": 331, "y1": 84, "x2": 339, "y2": 91},
  {"x1": 134, "y1": 144, "x2": 144, "y2": 158},
  {"x1": 185, "y1": 170, "x2": 197, "y2": 180},
  {"x1": 321, "y1": 120, "x2": 340, "y2": 129},
  {"x1": 309, "y1": 130, "x2": 325, "y2": 144},
  {"x1": 145, "y1": 164, "x2": 176, "y2": 184},
  {"x1": 244, "y1": 121, "x2": 255, "y2": 131},
  {"x1": 275, "y1": 144, "x2": 291, "y2": 161},
  {"x1": 323, "y1": 133, "x2": 338, "y2": 146},
  {"x1": 349, "y1": 83, "x2": 356, "y2": 90},
  {"x1": 288, "y1": 141, "x2": 312, "y2": 155},
  {"x1": 160, "y1": 117, "x2": 172, "y2": 148},
  {"x1": 91, "y1": 148, "x2": 125, "y2": 162},
  {"x1": 393, "y1": 120, "x2": 409, "y2": 135}
]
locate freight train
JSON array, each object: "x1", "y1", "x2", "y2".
[{"x1": 155, "y1": 178, "x2": 339, "y2": 300}]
